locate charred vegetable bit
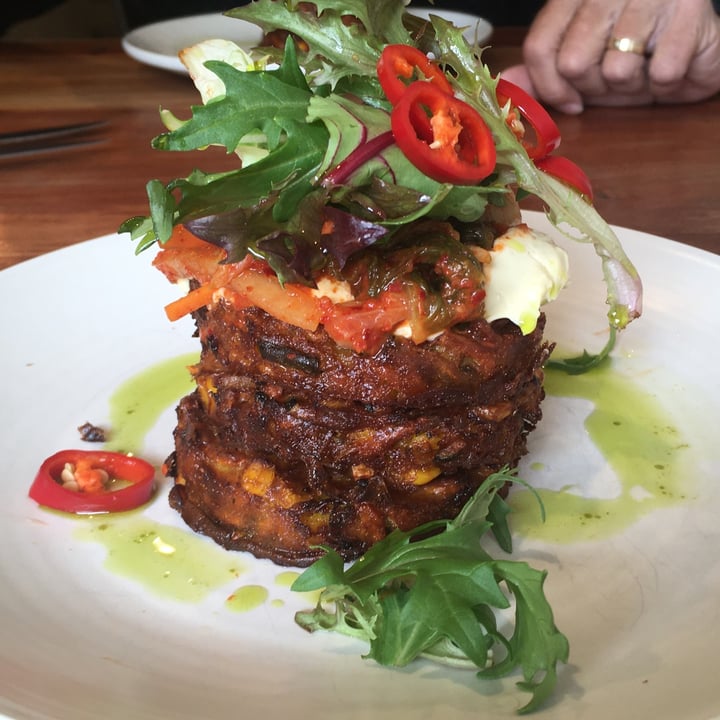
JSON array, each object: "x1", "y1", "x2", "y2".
[
  {"x1": 257, "y1": 339, "x2": 321, "y2": 374},
  {"x1": 293, "y1": 470, "x2": 569, "y2": 715},
  {"x1": 77, "y1": 421, "x2": 106, "y2": 443}
]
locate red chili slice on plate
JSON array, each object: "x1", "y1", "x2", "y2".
[{"x1": 29, "y1": 449, "x2": 156, "y2": 514}]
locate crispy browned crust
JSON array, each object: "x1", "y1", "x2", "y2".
[{"x1": 167, "y1": 301, "x2": 552, "y2": 566}]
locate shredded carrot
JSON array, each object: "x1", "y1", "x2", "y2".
[{"x1": 164, "y1": 284, "x2": 215, "y2": 321}]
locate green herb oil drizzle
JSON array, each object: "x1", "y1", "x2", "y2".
[
  {"x1": 509, "y1": 362, "x2": 692, "y2": 543},
  {"x1": 105, "y1": 352, "x2": 198, "y2": 455},
  {"x1": 74, "y1": 516, "x2": 248, "y2": 602},
  {"x1": 225, "y1": 585, "x2": 269, "y2": 612}
]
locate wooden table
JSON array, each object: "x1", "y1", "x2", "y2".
[{"x1": 1, "y1": 31, "x2": 718, "y2": 271}]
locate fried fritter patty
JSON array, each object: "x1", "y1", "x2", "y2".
[{"x1": 167, "y1": 302, "x2": 551, "y2": 566}]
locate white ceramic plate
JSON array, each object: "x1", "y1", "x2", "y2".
[
  {"x1": 122, "y1": 13, "x2": 264, "y2": 74},
  {"x1": 121, "y1": 9, "x2": 493, "y2": 74},
  {"x1": 1, "y1": 212, "x2": 719, "y2": 719}
]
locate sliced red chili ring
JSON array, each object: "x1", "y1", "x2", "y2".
[
  {"x1": 377, "y1": 44, "x2": 454, "y2": 104},
  {"x1": 535, "y1": 154, "x2": 594, "y2": 200},
  {"x1": 29, "y1": 449, "x2": 156, "y2": 514},
  {"x1": 496, "y1": 77, "x2": 561, "y2": 159},
  {"x1": 378, "y1": 44, "x2": 455, "y2": 143},
  {"x1": 391, "y1": 81, "x2": 496, "y2": 185}
]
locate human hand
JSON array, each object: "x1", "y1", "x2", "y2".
[{"x1": 506, "y1": 0, "x2": 720, "y2": 113}]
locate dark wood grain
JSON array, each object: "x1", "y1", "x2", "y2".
[{"x1": 0, "y1": 36, "x2": 717, "y2": 271}]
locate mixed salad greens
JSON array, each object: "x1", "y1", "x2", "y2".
[
  {"x1": 121, "y1": 0, "x2": 642, "y2": 332},
  {"x1": 119, "y1": 0, "x2": 646, "y2": 712}
]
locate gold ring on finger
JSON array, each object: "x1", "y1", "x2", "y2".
[{"x1": 607, "y1": 37, "x2": 650, "y2": 57}]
